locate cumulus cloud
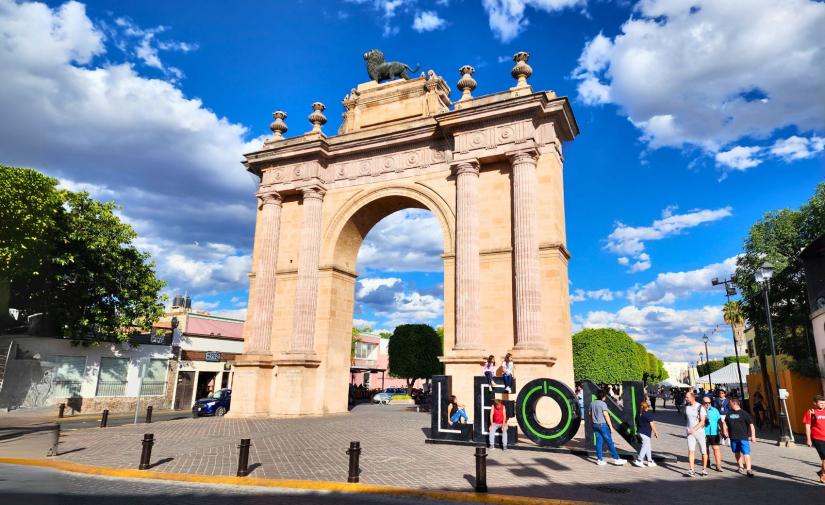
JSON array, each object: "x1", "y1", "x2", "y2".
[
  {"x1": 0, "y1": 0, "x2": 262, "y2": 308},
  {"x1": 605, "y1": 206, "x2": 732, "y2": 272},
  {"x1": 412, "y1": 10, "x2": 446, "y2": 32},
  {"x1": 770, "y1": 135, "x2": 825, "y2": 162},
  {"x1": 354, "y1": 276, "x2": 443, "y2": 329},
  {"x1": 570, "y1": 288, "x2": 623, "y2": 303},
  {"x1": 110, "y1": 17, "x2": 197, "y2": 81},
  {"x1": 357, "y1": 210, "x2": 444, "y2": 273},
  {"x1": 572, "y1": 0, "x2": 825, "y2": 153},
  {"x1": 482, "y1": 0, "x2": 586, "y2": 42},
  {"x1": 715, "y1": 146, "x2": 763, "y2": 171},
  {"x1": 626, "y1": 256, "x2": 739, "y2": 305},
  {"x1": 575, "y1": 304, "x2": 729, "y2": 361}
]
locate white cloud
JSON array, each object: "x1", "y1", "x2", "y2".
[
  {"x1": 357, "y1": 210, "x2": 444, "y2": 272},
  {"x1": 347, "y1": 0, "x2": 413, "y2": 36},
  {"x1": 211, "y1": 307, "x2": 247, "y2": 320},
  {"x1": 0, "y1": 0, "x2": 262, "y2": 302},
  {"x1": 482, "y1": 0, "x2": 586, "y2": 42},
  {"x1": 412, "y1": 10, "x2": 446, "y2": 32},
  {"x1": 111, "y1": 16, "x2": 197, "y2": 81},
  {"x1": 575, "y1": 304, "x2": 729, "y2": 361},
  {"x1": 606, "y1": 206, "x2": 732, "y2": 272},
  {"x1": 770, "y1": 135, "x2": 825, "y2": 162},
  {"x1": 627, "y1": 256, "x2": 738, "y2": 305},
  {"x1": 570, "y1": 288, "x2": 622, "y2": 303},
  {"x1": 352, "y1": 318, "x2": 377, "y2": 329},
  {"x1": 377, "y1": 291, "x2": 444, "y2": 328},
  {"x1": 715, "y1": 146, "x2": 763, "y2": 171},
  {"x1": 356, "y1": 277, "x2": 402, "y2": 299},
  {"x1": 572, "y1": 0, "x2": 825, "y2": 152}
]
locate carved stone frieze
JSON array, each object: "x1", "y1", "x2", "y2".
[{"x1": 454, "y1": 120, "x2": 534, "y2": 155}]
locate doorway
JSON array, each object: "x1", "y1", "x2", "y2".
[
  {"x1": 195, "y1": 371, "x2": 218, "y2": 401},
  {"x1": 174, "y1": 371, "x2": 194, "y2": 410}
]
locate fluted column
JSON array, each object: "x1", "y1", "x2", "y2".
[
  {"x1": 290, "y1": 186, "x2": 326, "y2": 353},
  {"x1": 246, "y1": 187, "x2": 282, "y2": 354},
  {"x1": 453, "y1": 160, "x2": 482, "y2": 350},
  {"x1": 510, "y1": 149, "x2": 543, "y2": 349}
]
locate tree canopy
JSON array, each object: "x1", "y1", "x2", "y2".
[
  {"x1": 1, "y1": 165, "x2": 165, "y2": 342},
  {"x1": 573, "y1": 328, "x2": 667, "y2": 384},
  {"x1": 387, "y1": 324, "x2": 442, "y2": 389}
]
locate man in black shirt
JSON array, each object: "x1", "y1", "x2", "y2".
[{"x1": 722, "y1": 397, "x2": 756, "y2": 477}]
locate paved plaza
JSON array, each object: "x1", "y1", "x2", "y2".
[{"x1": 0, "y1": 402, "x2": 817, "y2": 504}]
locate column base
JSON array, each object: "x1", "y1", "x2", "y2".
[
  {"x1": 226, "y1": 354, "x2": 275, "y2": 418},
  {"x1": 270, "y1": 353, "x2": 322, "y2": 416}
]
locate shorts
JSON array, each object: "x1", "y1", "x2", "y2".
[
  {"x1": 687, "y1": 432, "x2": 707, "y2": 454},
  {"x1": 706, "y1": 434, "x2": 721, "y2": 446},
  {"x1": 813, "y1": 438, "x2": 825, "y2": 460},
  {"x1": 731, "y1": 439, "x2": 751, "y2": 455}
]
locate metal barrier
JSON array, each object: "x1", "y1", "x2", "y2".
[
  {"x1": 100, "y1": 409, "x2": 109, "y2": 428},
  {"x1": 474, "y1": 447, "x2": 488, "y2": 492},
  {"x1": 346, "y1": 441, "x2": 361, "y2": 483},
  {"x1": 138, "y1": 433, "x2": 154, "y2": 470},
  {"x1": 237, "y1": 438, "x2": 251, "y2": 477}
]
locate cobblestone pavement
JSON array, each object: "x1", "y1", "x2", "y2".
[
  {"x1": 12, "y1": 403, "x2": 823, "y2": 504},
  {"x1": 0, "y1": 463, "x2": 458, "y2": 505}
]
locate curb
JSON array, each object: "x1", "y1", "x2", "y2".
[{"x1": 0, "y1": 457, "x2": 600, "y2": 505}]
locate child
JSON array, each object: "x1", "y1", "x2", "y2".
[
  {"x1": 450, "y1": 402, "x2": 469, "y2": 425},
  {"x1": 482, "y1": 355, "x2": 496, "y2": 387},
  {"x1": 502, "y1": 353, "x2": 514, "y2": 393},
  {"x1": 633, "y1": 401, "x2": 659, "y2": 467}
]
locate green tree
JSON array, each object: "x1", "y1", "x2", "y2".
[
  {"x1": 378, "y1": 331, "x2": 392, "y2": 339},
  {"x1": 2, "y1": 166, "x2": 165, "y2": 342},
  {"x1": 722, "y1": 355, "x2": 748, "y2": 366},
  {"x1": 722, "y1": 300, "x2": 746, "y2": 328},
  {"x1": 697, "y1": 359, "x2": 725, "y2": 377},
  {"x1": 387, "y1": 324, "x2": 443, "y2": 390},
  {"x1": 572, "y1": 328, "x2": 642, "y2": 384}
]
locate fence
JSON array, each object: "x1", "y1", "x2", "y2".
[
  {"x1": 95, "y1": 380, "x2": 127, "y2": 397},
  {"x1": 52, "y1": 380, "x2": 82, "y2": 398},
  {"x1": 140, "y1": 381, "x2": 166, "y2": 396}
]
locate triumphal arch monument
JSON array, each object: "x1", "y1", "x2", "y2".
[{"x1": 231, "y1": 52, "x2": 579, "y2": 418}]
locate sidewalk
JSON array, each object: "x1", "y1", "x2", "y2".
[{"x1": 4, "y1": 402, "x2": 823, "y2": 504}]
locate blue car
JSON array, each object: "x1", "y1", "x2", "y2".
[{"x1": 192, "y1": 388, "x2": 231, "y2": 417}]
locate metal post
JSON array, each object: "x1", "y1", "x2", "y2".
[
  {"x1": 763, "y1": 283, "x2": 792, "y2": 446},
  {"x1": 145, "y1": 406, "x2": 153, "y2": 423},
  {"x1": 237, "y1": 438, "x2": 251, "y2": 477},
  {"x1": 46, "y1": 423, "x2": 60, "y2": 457},
  {"x1": 724, "y1": 285, "x2": 747, "y2": 403},
  {"x1": 474, "y1": 447, "x2": 488, "y2": 493},
  {"x1": 704, "y1": 339, "x2": 714, "y2": 391},
  {"x1": 138, "y1": 433, "x2": 154, "y2": 470},
  {"x1": 58, "y1": 403, "x2": 65, "y2": 418},
  {"x1": 100, "y1": 409, "x2": 109, "y2": 428},
  {"x1": 346, "y1": 441, "x2": 361, "y2": 483}
]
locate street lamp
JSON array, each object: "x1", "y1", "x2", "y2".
[
  {"x1": 712, "y1": 276, "x2": 747, "y2": 400},
  {"x1": 703, "y1": 333, "x2": 714, "y2": 391},
  {"x1": 755, "y1": 261, "x2": 793, "y2": 446}
]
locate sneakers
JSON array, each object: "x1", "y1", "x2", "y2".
[
  {"x1": 596, "y1": 459, "x2": 607, "y2": 466},
  {"x1": 688, "y1": 470, "x2": 696, "y2": 478},
  {"x1": 646, "y1": 461, "x2": 657, "y2": 467},
  {"x1": 747, "y1": 470, "x2": 755, "y2": 478},
  {"x1": 612, "y1": 459, "x2": 626, "y2": 466},
  {"x1": 632, "y1": 459, "x2": 644, "y2": 467},
  {"x1": 714, "y1": 466, "x2": 723, "y2": 472},
  {"x1": 700, "y1": 469, "x2": 708, "y2": 477},
  {"x1": 737, "y1": 467, "x2": 746, "y2": 475}
]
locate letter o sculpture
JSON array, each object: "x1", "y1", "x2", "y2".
[{"x1": 515, "y1": 378, "x2": 581, "y2": 447}]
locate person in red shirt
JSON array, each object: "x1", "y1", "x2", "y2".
[
  {"x1": 803, "y1": 394, "x2": 825, "y2": 484},
  {"x1": 488, "y1": 398, "x2": 508, "y2": 450}
]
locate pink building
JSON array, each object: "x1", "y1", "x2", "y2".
[{"x1": 350, "y1": 332, "x2": 422, "y2": 390}]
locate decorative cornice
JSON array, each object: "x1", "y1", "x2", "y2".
[
  {"x1": 256, "y1": 184, "x2": 283, "y2": 208},
  {"x1": 451, "y1": 159, "x2": 479, "y2": 176}
]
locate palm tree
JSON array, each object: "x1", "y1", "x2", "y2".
[{"x1": 723, "y1": 301, "x2": 746, "y2": 348}]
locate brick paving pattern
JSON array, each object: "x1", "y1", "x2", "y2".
[{"x1": 51, "y1": 403, "x2": 824, "y2": 504}]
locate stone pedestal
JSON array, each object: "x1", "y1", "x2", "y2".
[{"x1": 227, "y1": 354, "x2": 275, "y2": 418}]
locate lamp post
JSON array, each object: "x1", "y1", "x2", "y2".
[
  {"x1": 712, "y1": 276, "x2": 747, "y2": 401},
  {"x1": 755, "y1": 262, "x2": 792, "y2": 446},
  {"x1": 698, "y1": 352, "x2": 704, "y2": 389},
  {"x1": 703, "y1": 333, "x2": 714, "y2": 391}
]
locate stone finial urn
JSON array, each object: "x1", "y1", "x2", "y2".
[
  {"x1": 308, "y1": 102, "x2": 327, "y2": 134},
  {"x1": 457, "y1": 65, "x2": 477, "y2": 100},
  {"x1": 511, "y1": 51, "x2": 532, "y2": 88},
  {"x1": 269, "y1": 111, "x2": 288, "y2": 138}
]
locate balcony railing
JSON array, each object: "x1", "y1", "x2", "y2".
[
  {"x1": 140, "y1": 380, "x2": 166, "y2": 396},
  {"x1": 52, "y1": 380, "x2": 82, "y2": 397},
  {"x1": 95, "y1": 380, "x2": 127, "y2": 397}
]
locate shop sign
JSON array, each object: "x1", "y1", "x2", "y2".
[{"x1": 205, "y1": 351, "x2": 222, "y2": 362}]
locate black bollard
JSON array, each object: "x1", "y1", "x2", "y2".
[
  {"x1": 145, "y1": 405, "x2": 153, "y2": 423},
  {"x1": 236, "y1": 438, "x2": 251, "y2": 477},
  {"x1": 46, "y1": 423, "x2": 60, "y2": 457},
  {"x1": 474, "y1": 447, "x2": 488, "y2": 493},
  {"x1": 138, "y1": 433, "x2": 154, "y2": 470},
  {"x1": 100, "y1": 409, "x2": 109, "y2": 428},
  {"x1": 346, "y1": 441, "x2": 361, "y2": 483},
  {"x1": 58, "y1": 403, "x2": 65, "y2": 418}
]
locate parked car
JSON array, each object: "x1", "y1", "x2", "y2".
[
  {"x1": 372, "y1": 387, "x2": 407, "y2": 405},
  {"x1": 192, "y1": 388, "x2": 231, "y2": 417}
]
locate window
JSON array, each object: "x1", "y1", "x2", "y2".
[
  {"x1": 50, "y1": 356, "x2": 85, "y2": 397},
  {"x1": 355, "y1": 342, "x2": 376, "y2": 360},
  {"x1": 140, "y1": 359, "x2": 168, "y2": 396},
  {"x1": 96, "y1": 357, "x2": 129, "y2": 396}
]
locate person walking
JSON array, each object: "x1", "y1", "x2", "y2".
[
  {"x1": 575, "y1": 384, "x2": 585, "y2": 420},
  {"x1": 488, "y1": 398, "x2": 508, "y2": 450},
  {"x1": 591, "y1": 390, "x2": 626, "y2": 466},
  {"x1": 803, "y1": 394, "x2": 825, "y2": 484},
  {"x1": 704, "y1": 396, "x2": 724, "y2": 472},
  {"x1": 723, "y1": 397, "x2": 756, "y2": 477},
  {"x1": 675, "y1": 389, "x2": 686, "y2": 414},
  {"x1": 632, "y1": 401, "x2": 658, "y2": 467},
  {"x1": 715, "y1": 389, "x2": 731, "y2": 446},
  {"x1": 482, "y1": 355, "x2": 496, "y2": 388},
  {"x1": 684, "y1": 391, "x2": 709, "y2": 477},
  {"x1": 647, "y1": 383, "x2": 658, "y2": 413},
  {"x1": 502, "y1": 353, "x2": 515, "y2": 393},
  {"x1": 752, "y1": 391, "x2": 766, "y2": 429}
]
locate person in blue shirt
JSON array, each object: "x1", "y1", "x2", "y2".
[
  {"x1": 632, "y1": 401, "x2": 659, "y2": 467},
  {"x1": 714, "y1": 389, "x2": 731, "y2": 446},
  {"x1": 704, "y1": 396, "x2": 724, "y2": 472}
]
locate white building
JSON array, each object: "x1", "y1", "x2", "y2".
[{"x1": 662, "y1": 361, "x2": 690, "y2": 384}]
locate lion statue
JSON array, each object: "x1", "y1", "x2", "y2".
[{"x1": 363, "y1": 49, "x2": 420, "y2": 83}]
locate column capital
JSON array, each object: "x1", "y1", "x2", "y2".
[
  {"x1": 451, "y1": 159, "x2": 480, "y2": 176},
  {"x1": 507, "y1": 148, "x2": 539, "y2": 165},
  {"x1": 300, "y1": 185, "x2": 326, "y2": 201},
  {"x1": 256, "y1": 185, "x2": 283, "y2": 208}
]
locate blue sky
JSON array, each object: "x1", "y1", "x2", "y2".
[{"x1": 1, "y1": 0, "x2": 822, "y2": 362}]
